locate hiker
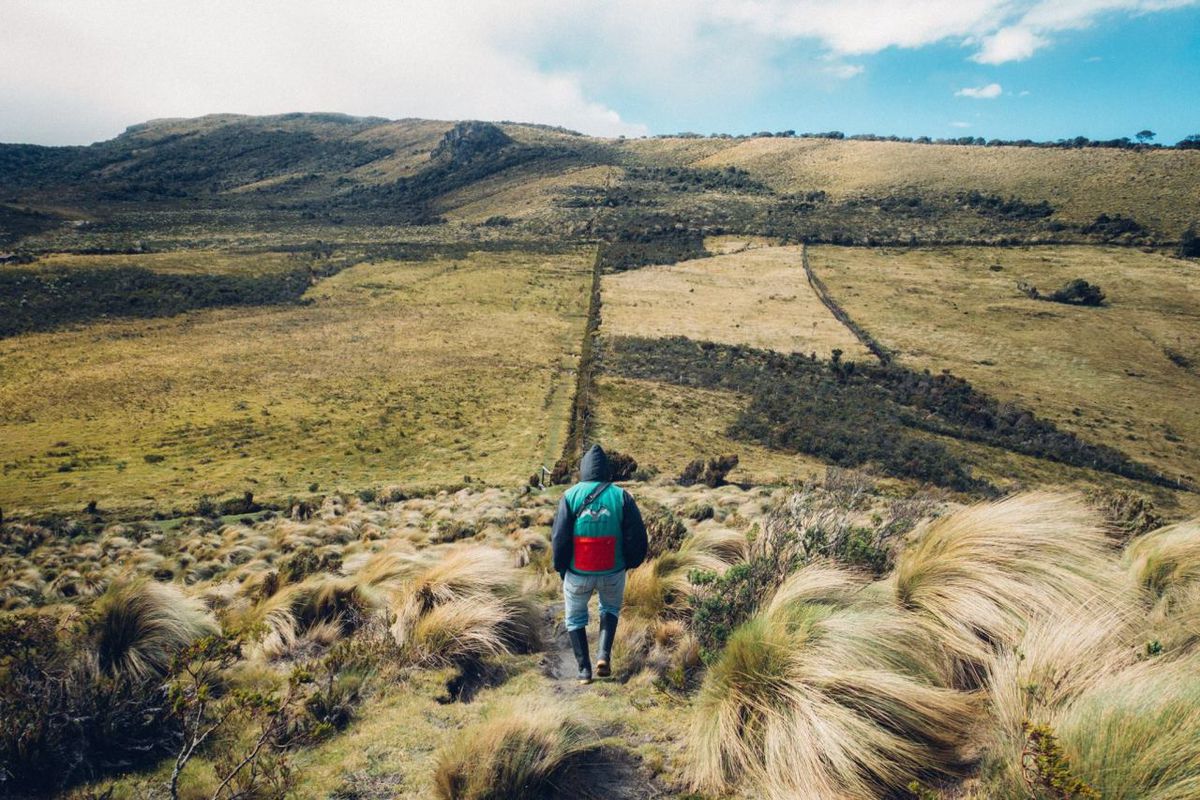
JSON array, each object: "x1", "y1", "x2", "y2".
[{"x1": 551, "y1": 444, "x2": 648, "y2": 684}]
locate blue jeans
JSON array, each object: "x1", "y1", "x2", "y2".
[{"x1": 563, "y1": 570, "x2": 626, "y2": 632}]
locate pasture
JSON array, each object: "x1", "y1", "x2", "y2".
[
  {"x1": 810, "y1": 245, "x2": 1200, "y2": 494},
  {"x1": 0, "y1": 248, "x2": 592, "y2": 514}
]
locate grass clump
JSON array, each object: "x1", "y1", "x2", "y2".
[
  {"x1": 894, "y1": 492, "x2": 1118, "y2": 686},
  {"x1": 92, "y1": 578, "x2": 219, "y2": 681},
  {"x1": 388, "y1": 546, "x2": 540, "y2": 666},
  {"x1": 1125, "y1": 519, "x2": 1200, "y2": 603},
  {"x1": 1046, "y1": 658, "x2": 1200, "y2": 799},
  {"x1": 433, "y1": 701, "x2": 602, "y2": 800},
  {"x1": 688, "y1": 575, "x2": 976, "y2": 799}
]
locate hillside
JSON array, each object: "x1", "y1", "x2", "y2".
[{"x1": 2, "y1": 114, "x2": 1200, "y2": 800}]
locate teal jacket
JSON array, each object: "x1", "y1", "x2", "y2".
[{"x1": 551, "y1": 445, "x2": 648, "y2": 576}]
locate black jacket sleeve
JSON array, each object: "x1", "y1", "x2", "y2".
[
  {"x1": 551, "y1": 495, "x2": 574, "y2": 575},
  {"x1": 621, "y1": 490, "x2": 648, "y2": 570}
]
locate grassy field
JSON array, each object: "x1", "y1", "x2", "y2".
[
  {"x1": 5, "y1": 250, "x2": 305, "y2": 276},
  {"x1": 810, "y1": 245, "x2": 1200, "y2": 491},
  {"x1": 0, "y1": 248, "x2": 592, "y2": 515},
  {"x1": 602, "y1": 245, "x2": 870, "y2": 358},
  {"x1": 593, "y1": 376, "x2": 828, "y2": 485}
]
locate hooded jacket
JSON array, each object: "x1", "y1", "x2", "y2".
[{"x1": 551, "y1": 444, "x2": 648, "y2": 576}]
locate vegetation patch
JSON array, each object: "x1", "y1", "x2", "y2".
[
  {"x1": 596, "y1": 225, "x2": 707, "y2": 271},
  {"x1": 607, "y1": 335, "x2": 1181, "y2": 492}
]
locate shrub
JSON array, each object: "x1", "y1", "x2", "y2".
[
  {"x1": 678, "y1": 454, "x2": 738, "y2": 487},
  {"x1": 606, "y1": 450, "x2": 638, "y2": 481},
  {"x1": 644, "y1": 504, "x2": 688, "y2": 559},
  {"x1": 1087, "y1": 488, "x2": 1162, "y2": 541},
  {"x1": 1020, "y1": 722, "x2": 1099, "y2": 799},
  {"x1": 1047, "y1": 279, "x2": 1105, "y2": 306},
  {"x1": 433, "y1": 702, "x2": 601, "y2": 800},
  {"x1": 681, "y1": 501, "x2": 714, "y2": 522},
  {"x1": 1179, "y1": 225, "x2": 1200, "y2": 258}
]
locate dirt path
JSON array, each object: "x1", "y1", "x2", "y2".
[
  {"x1": 535, "y1": 600, "x2": 667, "y2": 798},
  {"x1": 539, "y1": 600, "x2": 587, "y2": 694}
]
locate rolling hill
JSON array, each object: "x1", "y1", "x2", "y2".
[{"x1": 2, "y1": 114, "x2": 1200, "y2": 800}]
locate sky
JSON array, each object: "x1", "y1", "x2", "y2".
[{"x1": 2, "y1": 0, "x2": 1198, "y2": 146}]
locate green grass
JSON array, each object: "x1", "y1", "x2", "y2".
[{"x1": 0, "y1": 248, "x2": 592, "y2": 514}]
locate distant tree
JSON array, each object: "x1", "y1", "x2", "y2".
[
  {"x1": 1048, "y1": 279, "x2": 1106, "y2": 307},
  {"x1": 1179, "y1": 225, "x2": 1200, "y2": 258},
  {"x1": 1178, "y1": 134, "x2": 1200, "y2": 150},
  {"x1": 1135, "y1": 129, "x2": 1156, "y2": 143}
]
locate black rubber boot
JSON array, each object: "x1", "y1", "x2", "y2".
[
  {"x1": 596, "y1": 612, "x2": 618, "y2": 678},
  {"x1": 568, "y1": 628, "x2": 592, "y2": 684}
]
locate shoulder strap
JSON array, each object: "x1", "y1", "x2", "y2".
[{"x1": 574, "y1": 482, "x2": 613, "y2": 519}]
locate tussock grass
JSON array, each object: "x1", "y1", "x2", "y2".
[
  {"x1": 1126, "y1": 519, "x2": 1200, "y2": 602},
  {"x1": 688, "y1": 575, "x2": 978, "y2": 799},
  {"x1": 389, "y1": 546, "x2": 540, "y2": 662},
  {"x1": 1038, "y1": 657, "x2": 1200, "y2": 800},
  {"x1": 982, "y1": 599, "x2": 1143, "y2": 791},
  {"x1": 624, "y1": 526, "x2": 745, "y2": 621},
  {"x1": 91, "y1": 578, "x2": 219, "y2": 681},
  {"x1": 895, "y1": 492, "x2": 1119, "y2": 685},
  {"x1": 432, "y1": 701, "x2": 601, "y2": 800},
  {"x1": 1058, "y1": 661, "x2": 1200, "y2": 798},
  {"x1": 251, "y1": 575, "x2": 376, "y2": 661}
]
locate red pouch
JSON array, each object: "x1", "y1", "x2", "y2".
[{"x1": 574, "y1": 536, "x2": 617, "y2": 572}]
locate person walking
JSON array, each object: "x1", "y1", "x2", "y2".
[{"x1": 551, "y1": 444, "x2": 648, "y2": 684}]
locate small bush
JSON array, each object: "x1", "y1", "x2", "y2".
[
  {"x1": 1179, "y1": 225, "x2": 1200, "y2": 258},
  {"x1": 607, "y1": 450, "x2": 638, "y2": 481},
  {"x1": 644, "y1": 504, "x2": 688, "y2": 559},
  {"x1": 1087, "y1": 488, "x2": 1162, "y2": 541},
  {"x1": 681, "y1": 502, "x2": 715, "y2": 522},
  {"x1": 1048, "y1": 279, "x2": 1106, "y2": 306},
  {"x1": 678, "y1": 454, "x2": 738, "y2": 487}
]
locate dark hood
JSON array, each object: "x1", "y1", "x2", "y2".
[{"x1": 579, "y1": 444, "x2": 611, "y2": 482}]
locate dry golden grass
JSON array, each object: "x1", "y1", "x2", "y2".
[
  {"x1": 894, "y1": 492, "x2": 1120, "y2": 685},
  {"x1": 593, "y1": 376, "x2": 827, "y2": 485},
  {"x1": 688, "y1": 576, "x2": 978, "y2": 799},
  {"x1": 6, "y1": 249, "x2": 303, "y2": 276},
  {"x1": 603, "y1": 246, "x2": 870, "y2": 358},
  {"x1": 91, "y1": 578, "x2": 219, "y2": 681},
  {"x1": 432, "y1": 700, "x2": 599, "y2": 800},
  {"x1": 703, "y1": 235, "x2": 780, "y2": 255},
  {"x1": 0, "y1": 249, "x2": 591, "y2": 513},
  {"x1": 622, "y1": 135, "x2": 1200, "y2": 236},
  {"x1": 810, "y1": 244, "x2": 1200, "y2": 499},
  {"x1": 441, "y1": 165, "x2": 620, "y2": 224}
]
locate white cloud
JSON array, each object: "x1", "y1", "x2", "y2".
[
  {"x1": 0, "y1": 0, "x2": 648, "y2": 144},
  {"x1": 708, "y1": 0, "x2": 1198, "y2": 63},
  {"x1": 956, "y1": 83, "x2": 1004, "y2": 99},
  {"x1": 2, "y1": 0, "x2": 1197, "y2": 143},
  {"x1": 824, "y1": 63, "x2": 866, "y2": 79},
  {"x1": 972, "y1": 27, "x2": 1048, "y2": 63},
  {"x1": 951, "y1": 121, "x2": 973, "y2": 127}
]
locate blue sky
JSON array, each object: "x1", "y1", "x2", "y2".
[{"x1": 2, "y1": 0, "x2": 1198, "y2": 145}]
